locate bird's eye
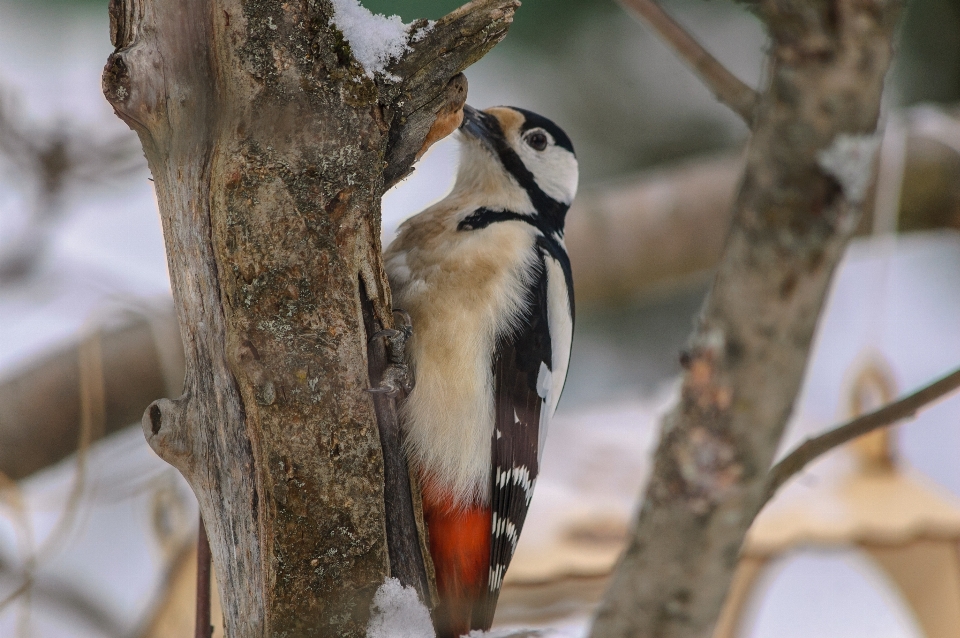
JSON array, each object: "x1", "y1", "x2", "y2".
[{"x1": 525, "y1": 131, "x2": 549, "y2": 151}]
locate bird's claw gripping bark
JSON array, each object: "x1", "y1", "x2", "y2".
[{"x1": 367, "y1": 310, "x2": 414, "y2": 398}]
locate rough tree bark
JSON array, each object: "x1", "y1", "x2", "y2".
[
  {"x1": 101, "y1": 0, "x2": 516, "y2": 635},
  {"x1": 591, "y1": 0, "x2": 902, "y2": 636}
]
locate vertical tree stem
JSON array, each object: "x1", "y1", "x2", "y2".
[
  {"x1": 196, "y1": 516, "x2": 212, "y2": 638},
  {"x1": 591, "y1": 0, "x2": 903, "y2": 636}
]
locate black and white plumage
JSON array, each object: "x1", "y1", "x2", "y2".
[{"x1": 384, "y1": 105, "x2": 576, "y2": 636}]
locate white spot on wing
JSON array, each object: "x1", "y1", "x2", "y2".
[
  {"x1": 536, "y1": 362, "x2": 551, "y2": 399},
  {"x1": 491, "y1": 513, "x2": 519, "y2": 551},
  {"x1": 496, "y1": 465, "x2": 535, "y2": 505},
  {"x1": 489, "y1": 564, "x2": 507, "y2": 591}
]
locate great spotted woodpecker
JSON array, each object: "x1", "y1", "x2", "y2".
[{"x1": 384, "y1": 105, "x2": 577, "y2": 636}]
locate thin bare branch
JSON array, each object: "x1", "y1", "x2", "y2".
[
  {"x1": 0, "y1": 560, "x2": 124, "y2": 637},
  {"x1": 618, "y1": 0, "x2": 759, "y2": 125},
  {"x1": 763, "y1": 365, "x2": 960, "y2": 504}
]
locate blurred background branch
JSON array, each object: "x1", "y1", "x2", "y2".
[
  {"x1": 764, "y1": 365, "x2": 960, "y2": 505},
  {"x1": 0, "y1": 82, "x2": 144, "y2": 282},
  {"x1": 591, "y1": 0, "x2": 903, "y2": 634},
  {"x1": 0, "y1": 306, "x2": 183, "y2": 481},
  {"x1": 618, "y1": 0, "x2": 758, "y2": 123}
]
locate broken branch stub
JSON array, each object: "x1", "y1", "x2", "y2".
[
  {"x1": 103, "y1": 0, "x2": 515, "y2": 635},
  {"x1": 591, "y1": 0, "x2": 902, "y2": 637}
]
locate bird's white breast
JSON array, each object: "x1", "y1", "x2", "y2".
[{"x1": 386, "y1": 209, "x2": 539, "y2": 505}]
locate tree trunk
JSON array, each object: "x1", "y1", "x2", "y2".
[
  {"x1": 590, "y1": 0, "x2": 903, "y2": 636},
  {"x1": 101, "y1": 0, "x2": 516, "y2": 635}
]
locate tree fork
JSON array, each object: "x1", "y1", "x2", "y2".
[{"x1": 102, "y1": 0, "x2": 517, "y2": 635}]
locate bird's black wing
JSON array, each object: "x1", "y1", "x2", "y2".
[{"x1": 476, "y1": 252, "x2": 554, "y2": 625}]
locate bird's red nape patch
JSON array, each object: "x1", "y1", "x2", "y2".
[{"x1": 421, "y1": 478, "x2": 492, "y2": 638}]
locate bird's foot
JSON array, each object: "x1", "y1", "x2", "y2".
[{"x1": 367, "y1": 310, "x2": 414, "y2": 397}]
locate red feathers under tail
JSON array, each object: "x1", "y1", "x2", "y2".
[{"x1": 421, "y1": 483, "x2": 492, "y2": 638}]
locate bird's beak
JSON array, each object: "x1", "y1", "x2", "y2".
[{"x1": 459, "y1": 104, "x2": 497, "y2": 153}]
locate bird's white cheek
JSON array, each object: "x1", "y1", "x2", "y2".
[
  {"x1": 526, "y1": 149, "x2": 578, "y2": 204},
  {"x1": 454, "y1": 139, "x2": 537, "y2": 214}
]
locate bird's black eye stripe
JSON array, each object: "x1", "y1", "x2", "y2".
[
  {"x1": 525, "y1": 130, "x2": 548, "y2": 151},
  {"x1": 458, "y1": 208, "x2": 527, "y2": 232},
  {"x1": 478, "y1": 118, "x2": 568, "y2": 230}
]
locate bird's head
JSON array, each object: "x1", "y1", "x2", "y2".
[{"x1": 453, "y1": 105, "x2": 578, "y2": 222}]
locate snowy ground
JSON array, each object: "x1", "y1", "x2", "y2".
[{"x1": 1, "y1": 2, "x2": 959, "y2": 637}]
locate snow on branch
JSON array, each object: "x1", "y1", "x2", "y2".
[
  {"x1": 329, "y1": 0, "x2": 431, "y2": 80},
  {"x1": 817, "y1": 132, "x2": 882, "y2": 204}
]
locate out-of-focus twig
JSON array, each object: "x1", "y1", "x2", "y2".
[
  {"x1": 0, "y1": 556, "x2": 125, "y2": 637},
  {"x1": 0, "y1": 333, "x2": 106, "y2": 630},
  {"x1": 618, "y1": 0, "x2": 759, "y2": 124},
  {"x1": 763, "y1": 366, "x2": 960, "y2": 505},
  {"x1": 0, "y1": 82, "x2": 145, "y2": 281}
]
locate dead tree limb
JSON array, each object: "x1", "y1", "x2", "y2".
[
  {"x1": 567, "y1": 154, "x2": 743, "y2": 302},
  {"x1": 763, "y1": 365, "x2": 960, "y2": 504},
  {"x1": 0, "y1": 312, "x2": 183, "y2": 481},
  {"x1": 590, "y1": 0, "x2": 903, "y2": 636},
  {"x1": 618, "y1": 0, "x2": 759, "y2": 124},
  {"x1": 102, "y1": 0, "x2": 516, "y2": 635}
]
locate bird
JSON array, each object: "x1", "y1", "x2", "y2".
[{"x1": 383, "y1": 104, "x2": 577, "y2": 637}]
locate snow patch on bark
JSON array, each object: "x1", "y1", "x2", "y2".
[
  {"x1": 330, "y1": 0, "x2": 431, "y2": 80},
  {"x1": 366, "y1": 577, "x2": 435, "y2": 638},
  {"x1": 816, "y1": 132, "x2": 881, "y2": 204}
]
